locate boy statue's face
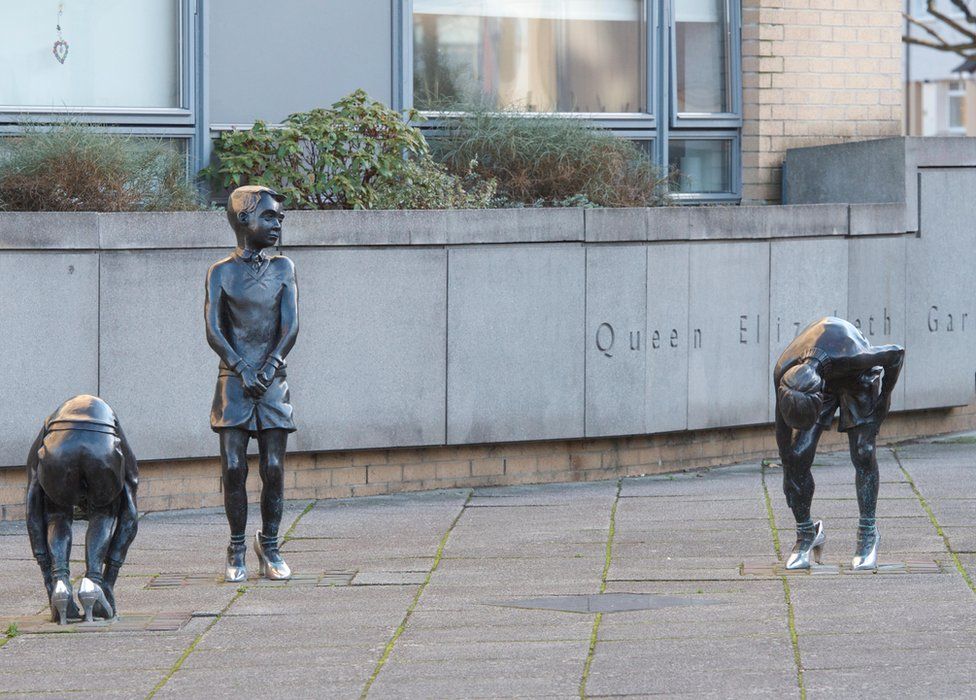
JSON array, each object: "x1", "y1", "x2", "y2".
[{"x1": 237, "y1": 193, "x2": 284, "y2": 251}]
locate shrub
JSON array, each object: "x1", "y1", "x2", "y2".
[
  {"x1": 204, "y1": 90, "x2": 493, "y2": 210},
  {"x1": 0, "y1": 125, "x2": 201, "y2": 212},
  {"x1": 431, "y1": 108, "x2": 673, "y2": 208}
]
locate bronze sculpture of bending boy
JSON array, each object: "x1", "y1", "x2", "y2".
[
  {"x1": 205, "y1": 185, "x2": 299, "y2": 582},
  {"x1": 774, "y1": 317, "x2": 904, "y2": 571}
]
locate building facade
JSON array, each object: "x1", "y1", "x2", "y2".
[
  {"x1": 905, "y1": 0, "x2": 976, "y2": 137},
  {"x1": 2, "y1": 1, "x2": 906, "y2": 205}
]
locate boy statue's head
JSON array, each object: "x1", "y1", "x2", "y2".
[{"x1": 226, "y1": 185, "x2": 286, "y2": 251}]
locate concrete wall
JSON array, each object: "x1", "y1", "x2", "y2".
[{"x1": 4, "y1": 137, "x2": 975, "y2": 471}]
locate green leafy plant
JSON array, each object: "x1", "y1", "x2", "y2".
[
  {"x1": 4, "y1": 622, "x2": 19, "y2": 638},
  {"x1": 432, "y1": 107, "x2": 673, "y2": 207},
  {"x1": 204, "y1": 89, "x2": 492, "y2": 210},
  {"x1": 0, "y1": 124, "x2": 201, "y2": 212}
]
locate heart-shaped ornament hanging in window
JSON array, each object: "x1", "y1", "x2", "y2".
[{"x1": 52, "y1": 3, "x2": 68, "y2": 64}]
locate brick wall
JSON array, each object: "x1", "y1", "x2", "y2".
[
  {"x1": 3, "y1": 403, "x2": 975, "y2": 521},
  {"x1": 741, "y1": 0, "x2": 905, "y2": 203}
]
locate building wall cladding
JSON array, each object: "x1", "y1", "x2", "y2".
[{"x1": 740, "y1": 0, "x2": 905, "y2": 203}]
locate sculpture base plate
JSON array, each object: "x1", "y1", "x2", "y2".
[
  {"x1": 740, "y1": 559, "x2": 943, "y2": 577},
  {"x1": 0, "y1": 610, "x2": 193, "y2": 634}
]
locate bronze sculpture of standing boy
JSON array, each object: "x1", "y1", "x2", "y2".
[{"x1": 205, "y1": 185, "x2": 298, "y2": 582}]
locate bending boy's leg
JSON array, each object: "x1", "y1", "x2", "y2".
[
  {"x1": 85, "y1": 504, "x2": 116, "y2": 584},
  {"x1": 219, "y1": 429, "x2": 250, "y2": 540},
  {"x1": 775, "y1": 411, "x2": 822, "y2": 524},
  {"x1": 256, "y1": 429, "x2": 288, "y2": 540},
  {"x1": 849, "y1": 422, "x2": 881, "y2": 521},
  {"x1": 46, "y1": 498, "x2": 73, "y2": 584}
]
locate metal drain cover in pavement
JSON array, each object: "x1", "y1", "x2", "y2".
[{"x1": 491, "y1": 593, "x2": 721, "y2": 613}]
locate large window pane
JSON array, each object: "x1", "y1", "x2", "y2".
[
  {"x1": 1, "y1": 0, "x2": 181, "y2": 110},
  {"x1": 413, "y1": 0, "x2": 646, "y2": 113},
  {"x1": 675, "y1": 0, "x2": 728, "y2": 114},
  {"x1": 669, "y1": 139, "x2": 731, "y2": 194}
]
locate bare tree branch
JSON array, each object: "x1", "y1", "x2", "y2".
[
  {"x1": 949, "y1": 0, "x2": 976, "y2": 25},
  {"x1": 927, "y1": 0, "x2": 976, "y2": 42},
  {"x1": 905, "y1": 10, "x2": 957, "y2": 44},
  {"x1": 903, "y1": 34, "x2": 976, "y2": 57}
]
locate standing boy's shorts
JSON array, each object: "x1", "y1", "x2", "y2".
[{"x1": 210, "y1": 368, "x2": 296, "y2": 435}]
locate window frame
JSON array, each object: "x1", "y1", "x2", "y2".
[
  {"x1": 666, "y1": 131, "x2": 741, "y2": 203},
  {"x1": 0, "y1": 0, "x2": 197, "y2": 127},
  {"x1": 668, "y1": 0, "x2": 742, "y2": 128},
  {"x1": 396, "y1": 0, "x2": 743, "y2": 202},
  {"x1": 400, "y1": 0, "x2": 657, "y2": 128}
]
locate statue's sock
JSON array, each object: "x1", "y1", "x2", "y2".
[
  {"x1": 796, "y1": 519, "x2": 816, "y2": 536},
  {"x1": 858, "y1": 516, "x2": 877, "y2": 534}
]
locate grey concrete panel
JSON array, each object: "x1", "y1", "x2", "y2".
[
  {"x1": 849, "y1": 203, "x2": 911, "y2": 236},
  {"x1": 0, "y1": 213, "x2": 98, "y2": 249},
  {"x1": 286, "y1": 248, "x2": 447, "y2": 450},
  {"x1": 783, "y1": 137, "x2": 907, "y2": 205},
  {"x1": 768, "y1": 238, "x2": 849, "y2": 417},
  {"x1": 585, "y1": 209, "x2": 647, "y2": 242},
  {"x1": 904, "y1": 170, "x2": 976, "y2": 409},
  {"x1": 687, "y1": 241, "x2": 771, "y2": 429},
  {"x1": 285, "y1": 210, "x2": 412, "y2": 247},
  {"x1": 847, "y1": 235, "x2": 908, "y2": 411},
  {"x1": 647, "y1": 204, "x2": 847, "y2": 241},
  {"x1": 209, "y1": 1, "x2": 393, "y2": 124},
  {"x1": 98, "y1": 250, "x2": 220, "y2": 461},
  {"x1": 585, "y1": 246, "x2": 646, "y2": 437},
  {"x1": 0, "y1": 253, "x2": 99, "y2": 467},
  {"x1": 447, "y1": 245, "x2": 585, "y2": 444},
  {"x1": 646, "y1": 244, "x2": 690, "y2": 433},
  {"x1": 444, "y1": 209, "x2": 584, "y2": 245},
  {"x1": 98, "y1": 212, "x2": 227, "y2": 249}
]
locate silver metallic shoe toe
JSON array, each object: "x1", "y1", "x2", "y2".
[
  {"x1": 254, "y1": 531, "x2": 292, "y2": 581},
  {"x1": 225, "y1": 544, "x2": 247, "y2": 583},
  {"x1": 851, "y1": 527, "x2": 880, "y2": 571},
  {"x1": 785, "y1": 520, "x2": 825, "y2": 570}
]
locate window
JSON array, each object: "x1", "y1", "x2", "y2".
[
  {"x1": 1, "y1": 0, "x2": 183, "y2": 112},
  {"x1": 413, "y1": 0, "x2": 647, "y2": 114},
  {"x1": 405, "y1": 0, "x2": 742, "y2": 201},
  {"x1": 948, "y1": 80, "x2": 966, "y2": 133},
  {"x1": 674, "y1": 0, "x2": 729, "y2": 115},
  {"x1": 669, "y1": 138, "x2": 732, "y2": 194}
]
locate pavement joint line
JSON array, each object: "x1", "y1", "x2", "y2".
[
  {"x1": 144, "y1": 587, "x2": 246, "y2": 699},
  {"x1": 282, "y1": 499, "x2": 317, "y2": 542},
  {"x1": 761, "y1": 463, "x2": 806, "y2": 700},
  {"x1": 579, "y1": 478, "x2": 622, "y2": 700},
  {"x1": 359, "y1": 489, "x2": 473, "y2": 699},
  {"x1": 145, "y1": 500, "x2": 312, "y2": 699},
  {"x1": 892, "y1": 448, "x2": 976, "y2": 596}
]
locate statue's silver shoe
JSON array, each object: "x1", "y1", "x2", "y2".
[
  {"x1": 254, "y1": 531, "x2": 291, "y2": 580},
  {"x1": 851, "y1": 526, "x2": 880, "y2": 571},
  {"x1": 785, "y1": 520, "x2": 825, "y2": 570},
  {"x1": 225, "y1": 543, "x2": 247, "y2": 583},
  {"x1": 78, "y1": 577, "x2": 114, "y2": 622},
  {"x1": 50, "y1": 580, "x2": 72, "y2": 625}
]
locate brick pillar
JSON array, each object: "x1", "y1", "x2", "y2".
[{"x1": 741, "y1": 0, "x2": 905, "y2": 204}]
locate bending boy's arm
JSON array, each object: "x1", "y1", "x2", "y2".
[
  {"x1": 836, "y1": 344, "x2": 904, "y2": 376},
  {"x1": 204, "y1": 266, "x2": 245, "y2": 371}
]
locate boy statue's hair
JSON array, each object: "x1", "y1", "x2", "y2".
[{"x1": 226, "y1": 186, "x2": 285, "y2": 229}]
